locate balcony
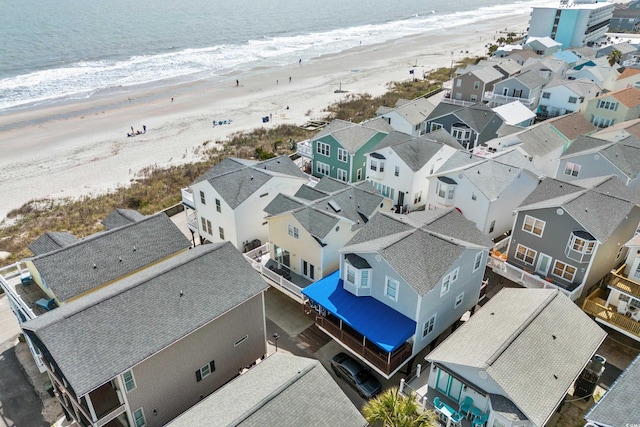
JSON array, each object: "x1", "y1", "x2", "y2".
[
  {"x1": 483, "y1": 91, "x2": 535, "y2": 108},
  {"x1": 582, "y1": 288, "x2": 640, "y2": 341},
  {"x1": 304, "y1": 303, "x2": 413, "y2": 378},
  {"x1": 185, "y1": 208, "x2": 198, "y2": 232},
  {"x1": 487, "y1": 246, "x2": 582, "y2": 301},
  {"x1": 440, "y1": 97, "x2": 476, "y2": 108},
  {"x1": 181, "y1": 188, "x2": 195, "y2": 209},
  {"x1": 609, "y1": 264, "x2": 640, "y2": 298},
  {"x1": 296, "y1": 139, "x2": 313, "y2": 159}
]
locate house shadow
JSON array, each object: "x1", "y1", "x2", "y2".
[{"x1": 0, "y1": 342, "x2": 49, "y2": 427}]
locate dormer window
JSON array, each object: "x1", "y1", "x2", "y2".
[{"x1": 344, "y1": 254, "x2": 372, "y2": 290}]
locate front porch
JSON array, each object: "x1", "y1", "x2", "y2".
[
  {"x1": 301, "y1": 271, "x2": 416, "y2": 378},
  {"x1": 582, "y1": 288, "x2": 640, "y2": 341}
]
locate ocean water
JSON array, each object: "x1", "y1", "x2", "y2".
[{"x1": 0, "y1": 0, "x2": 552, "y2": 112}]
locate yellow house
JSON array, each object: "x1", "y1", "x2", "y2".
[{"x1": 584, "y1": 86, "x2": 640, "y2": 128}]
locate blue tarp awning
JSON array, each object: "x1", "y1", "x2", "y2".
[{"x1": 302, "y1": 271, "x2": 416, "y2": 352}]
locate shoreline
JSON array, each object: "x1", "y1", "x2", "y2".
[{"x1": 0, "y1": 13, "x2": 530, "y2": 223}]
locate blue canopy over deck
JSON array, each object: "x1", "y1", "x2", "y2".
[{"x1": 302, "y1": 271, "x2": 416, "y2": 352}]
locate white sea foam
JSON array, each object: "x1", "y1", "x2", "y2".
[{"x1": 0, "y1": 0, "x2": 554, "y2": 111}]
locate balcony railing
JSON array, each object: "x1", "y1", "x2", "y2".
[
  {"x1": 440, "y1": 97, "x2": 476, "y2": 107},
  {"x1": 304, "y1": 304, "x2": 413, "y2": 377},
  {"x1": 609, "y1": 264, "x2": 640, "y2": 298},
  {"x1": 185, "y1": 209, "x2": 198, "y2": 232},
  {"x1": 181, "y1": 188, "x2": 195, "y2": 209},
  {"x1": 243, "y1": 243, "x2": 305, "y2": 303},
  {"x1": 484, "y1": 91, "x2": 535, "y2": 107},
  {"x1": 486, "y1": 253, "x2": 582, "y2": 301},
  {"x1": 583, "y1": 288, "x2": 640, "y2": 340},
  {"x1": 296, "y1": 140, "x2": 313, "y2": 159}
]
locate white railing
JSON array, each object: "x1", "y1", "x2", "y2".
[
  {"x1": 181, "y1": 188, "x2": 195, "y2": 208},
  {"x1": 296, "y1": 140, "x2": 313, "y2": 158},
  {"x1": 484, "y1": 91, "x2": 535, "y2": 107},
  {"x1": 440, "y1": 97, "x2": 476, "y2": 107},
  {"x1": 0, "y1": 262, "x2": 37, "y2": 321},
  {"x1": 243, "y1": 243, "x2": 304, "y2": 303}
]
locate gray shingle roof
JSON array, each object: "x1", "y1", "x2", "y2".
[
  {"x1": 344, "y1": 253, "x2": 371, "y2": 269},
  {"x1": 518, "y1": 124, "x2": 569, "y2": 158},
  {"x1": 194, "y1": 156, "x2": 306, "y2": 209},
  {"x1": 600, "y1": 143, "x2": 640, "y2": 178},
  {"x1": 23, "y1": 242, "x2": 269, "y2": 398},
  {"x1": 166, "y1": 353, "x2": 367, "y2": 427},
  {"x1": 29, "y1": 232, "x2": 79, "y2": 256},
  {"x1": 313, "y1": 176, "x2": 349, "y2": 193},
  {"x1": 263, "y1": 194, "x2": 304, "y2": 216},
  {"x1": 370, "y1": 130, "x2": 414, "y2": 152},
  {"x1": 460, "y1": 160, "x2": 526, "y2": 201},
  {"x1": 519, "y1": 178, "x2": 584, "y2": 207},
  {"x1": 492, "y1": 149, "x2": 545, "y2": 178},
  {"x1": 341, "y1": 210, "x2": 492, "y2": 295},
  {"x1": 101, "y1": 208, "x2": 146, "y2": 230},
  {"x1": 427, "y1": 288, "x2": 606, "y2": 427},
  {"x1": 435, "y1": 151, "x2": 484, "y2": 174},
  {"x1": 293, "y1": 184, "x2": 328, "y2": 201},
  {"x1": 561, "y1": 135, "x2": 613, "y2": 157},
  {"x1": 392, "y1": 97, "x2": 436, "y2": 125},
  {"x1": 585, "y1": 353, "x2": 640, "y2": 427},
  {"x1": 391, "y1": 138, "x2": 443, "y2": 172},
  {"x1": 563, "y1": 190, "x2": 637, "y2": 241},
  {"x1": 292, "y1": 208, "x2": 339, "y2": 239},
  {"x1": 31, "y1": 213, "x2": 191, "y2": 302}
]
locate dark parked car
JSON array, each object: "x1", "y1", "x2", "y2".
[{"x1": 330, "y1": 352, "x2": 381, "y2": 399}]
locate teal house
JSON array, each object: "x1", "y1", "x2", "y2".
[{"x1": 311, "y1": 118, "x2": 391, "y2": 183}]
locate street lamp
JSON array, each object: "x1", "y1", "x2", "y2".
[{"x1": 273, "y1": 333, "x2": 280, "y2": 352}]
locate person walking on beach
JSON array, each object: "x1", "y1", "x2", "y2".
[
  {"x1": 143, "y1": 125, "x2": 146, "y2": 133},
  {"x1": 298, "y1": 58, "x2": 302, "y2": 66},
  {"x1": 289, "y1": 76, "x2": 291, "y2": 83},
  {"x1": 276, "y1": 79, "x2": 278, "y2": 85},
  {"x1": 236, "y1": 79, "x2": 239, "y2": 87}
]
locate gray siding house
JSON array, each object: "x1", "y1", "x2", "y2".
[
  {"x1": 426, "y1": 103, "x2": 504, "y2": 151},
  {"x1": 22, "y1": 242, "x2": 269, "y2": 427},
  {"x1": 301, "y1": 209, "x2": 492, "y2": 379},
  {"x1": 556, "y1": 134, "x2": 640, "y2": 191},
  {"x1": 488, "y1": 176, "x2": 640, "y2": 301}
]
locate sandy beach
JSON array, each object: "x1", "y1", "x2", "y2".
[{"x1": 0, "y1": 14, "x2": 529, "y2": 223}]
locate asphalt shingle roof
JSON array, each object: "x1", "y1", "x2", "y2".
[
  {"x1": 166, "y1": 353, "x2": 367, "y2": 427},
  {"x1": 427, "y1": 288, "x2": 606, "y2": 427},
  {"x1": 391, "y1": 138, "x2": 443, "y2": 172},
  {"x1": 561, "y1": 135, "x2": 613, "y2": 156},
  {"x1": 23, "y1": 242, "x2": 269, "y2": 398},
  {"x1": 31, "y1": 213, "x2": 191, "y2": 302},
  {"x1": 263, "y1": 194, "x2": 304, "y2": 216},
  {"x1": 29, "y1": 232, "x2": 79, "y2": 256},
  {"x1": 194, "y1": 156, "x2": 307, "y2": 209},
  {"x1": 101, "y1": 208, "x2": 146, "y2": 230},
  {"x1": 585, "y1": 353, "x2": 640, "y2": 427},
  {"x1": 292, "y1": 208, "x2": 339, "y2": 239},
  {"x1": 341, "y1": 210, "x2": 491, "y2": 295}
]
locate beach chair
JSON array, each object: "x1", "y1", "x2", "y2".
[
  {"x1": 35, "y1": 298, "x2": 57, "y2": 312},
  {"x1": 617, "y1": 300, "x2": 628, "y2": 315},
  {"x1": 472, "y1": 413, "x2": 488, "y2": 427},
  {"x1": 459, "y1": 396, "x2": 474, "y2": 419}
]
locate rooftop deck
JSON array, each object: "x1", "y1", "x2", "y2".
[{"x1": 583, "y1": 288, "x2": 640, "y2": 341}]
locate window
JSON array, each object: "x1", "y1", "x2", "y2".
[
  {"x1": 430, "y1": 123, "x2": 443, "y2": 132},
  {"x1": 422, "y1": 314, "x2": 436, "y2": 338},
  {"x1": 394, "y1": 166, "x2": 400, "y2": 177},
  {"x1": 357, "y1": 168, "x2": 363, "y2": 181},
  {"x1": 569, "y1": 234, "x2": 595, "y2": 254},
  {"x1": 218, "y1": 227, "x2": 225, "y2": 240},
  {"x1": 133, "y1": 408, "x2": 146, "y2": 427},
  {"x1": 234, "y1": 335, "x2": 248, "y2": 347},
  {"x1": 474, "y1": 81, "x2": 480, "y2": 89},
  {"x1": 316, "y1": 161, "x2": 330, "y2": 176},
  {"x1": 489, "y1": 220, "x2": 495, "y2": 233},
  {"x1": 317, "y1": 141, "x2": 330, "y2": 156},
  {"x1": 385, "y1": 277, "x2": 399, "y2": 301},
  {"x1": 451, "y1": 127, "x2": 471, "y2": 143},
  {"x1": 456, "y1": 79, "x2": 462, "y2": 87},
  {"x1": 596, "y1": 100, "x2": 618, "y2": 111},
  {"x1": 568, "y1": 96, "x2": 578, "y2": 104},
  {"x1": 196, "y1": 361, "x2": 216, "y2": 382},
  {"x1": 200, "y1": 191, "x2": 206, "y2": 204},
  {"x1": 215, "y1": 198, "x2": 221, "y2": 213},
  {"x1": 370, "y1": 160, "x2": 378, "y2": 172},
  {"x1": 436, "y1": 182, "x2": 456, "y2": 200},
  {"x1": 454, "y1": 292, "x2": 464, "y2": 308},
  {"x1": 542, "y1": 92, "x2": 551, "y2": 99},
  {"x1": 515, "y1": 244, "x2": 537, "y2": 265},
  {"x1": 522, "y1": 215, "x2": 545, "y2": 236},
  {"x1": 123, "y1": 370, "x2": 136, "y2": 392},
  {"x1": 288, "y1": 224, "x2": 299, "y2": 239},
  {"x1": 564, "y1": 162, "x2": 581, "y2": 177},
  {"x1": 470, "y1": 94, "x2": 478, "y2": 102},
  {"x1": 346, "y1": 265, "x2": 356, "y2": 284},
  {"x1": 337, "y1": 168, "x2": 347, "y2": 182},
  {"x1": 414, "y1": 191, "x2": 422, "y2": 204},
  {"x1": 552, "y1": 260, "x2": 576, "y2": 281},
  {"x1": 201, "y1": 217, "x2": 212, "y2": 235},
  {"x1": 473, "y1": 252, "x2": 483, "y2": 272},
  {"x1": 361, "y1": 270, "x2": 369, "y2": 287},
  {"x1": 617, "y1": 246, "x2": 625, "y2": 260},
  {"x1": 345, "y1": 264, "x2": 371, "y2": 288},
  {"x1": 337, "y1": 148, "x2": 348, "y2": 162},
  {"x1": 441, "y1": 268, "x2": 459, "y2": 296},
  {"x1": 379, "y1": 162, "x2": 385, "y2": 173},
  {"x1": 591, "y1": 115, "x2": 614, "y2": 128}
]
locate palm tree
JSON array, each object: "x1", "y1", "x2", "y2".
[
  {"x1": 608, "y1": 48, "x2": 622, "y2": 66},
  {"x1": 362, "y1": 387, "x2": 438, "y2": 427}
]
